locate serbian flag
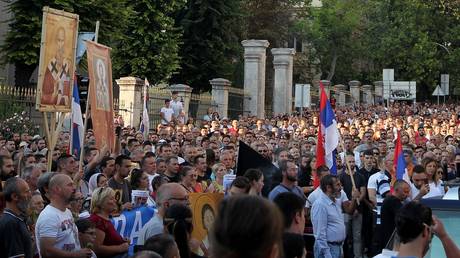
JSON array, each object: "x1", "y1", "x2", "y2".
[
  {"x1": 394, "y1": 130, "x2": 407, "y2": 180},
  {"x1": 315, "y1": 82, "x2": 340, "y2": 186},
  {"x1": 140, "y1": 78, "x2": 150, "y2": 138},
  {"x1": 70, "y1": 75, "x2": 84, "y2": 157}
]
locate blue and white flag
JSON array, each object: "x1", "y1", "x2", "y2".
[
  {"x1": 76, "y1": 32, "x2": 95, "y2": 64},
  {"x1": 140, "y1": 78, "x2": 150, "y2": 137}
]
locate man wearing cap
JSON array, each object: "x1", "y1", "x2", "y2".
[{"x1": 160, "y1": 99, "x2": 174, "y2": 125}]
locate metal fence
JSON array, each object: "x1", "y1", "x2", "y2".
[
  {"x1": 190, "y1": 92, "x2": 214, "y2": 120},
  {"x1": 147, "y1": 86, "x2": 172, "y2": 128},
  {"x1": 0, "y1": 84, "x2": 42, "y2": 126},
  {"x1": 228, "y1": 87, "x2": 245, "y2": 119}
]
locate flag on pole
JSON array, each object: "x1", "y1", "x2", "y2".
[
  {"x1": 140, "y1": 78, "x2": 150, "y2": 138},
  {"x1": 394, "y1": 130, "x2": 407, "y2": 180},
  {"x1": 76, "y1": 32, "x2": 96, "y2": 64},
  {"x1": 315, "y1": 81, "x2": 340, "y2": 186},
  {"x1": 70, "y1": 75, "x2": 84, "y2": 157}
]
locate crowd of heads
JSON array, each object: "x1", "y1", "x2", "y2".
[{"x1": 1, "y1": 101, "x2": 460, "y2": 257}]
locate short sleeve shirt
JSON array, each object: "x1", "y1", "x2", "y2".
[
  {"x1": 160, "y1": 107, "x2": 174, "y2": 124},
  {"x1": 108, "y1": 178, "x2": 132, "y2": 204},
  {"x1": 0, "y1": 209, "x2": 33, "y2": 258},
  {"x1": 35, "y1": 205, "x2": 81, "y2": 256}
]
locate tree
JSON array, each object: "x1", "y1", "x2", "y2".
[
  {"x1": 116, "y1": 0, "x2": 185, "y2": 85},
  {"x1": 295, "y1": 0, "x2": 364, "y2": 82},
  {"x1": 1, "y1": 0, "x2": 130, "y2": 86},
  {"x1": 170, "y1": 0, "x2": 243, "y2": 92},
  {"x1": 295, "y1": 0, "x2": 460, "y2": 99}
]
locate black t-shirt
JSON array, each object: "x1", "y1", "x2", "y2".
[
  {"x1": 380, "y1": 195, "x2": 403, "y2": 249},
  {"x1": 339, "y1": 170, "x2": 366, "y2": 199},
  {"x1": 358, "y1": 167, "x2": 380, "y2": 184},
  {"x1": 108, "y1": 177, "x2": 132, "y2": 204},
  {"x1": 298, "y1": 166, "x2": 312, "y2": 187},
  {"x1": 164, "y1": 173, "x2": 181, "y2": 183},
  {"x1": 0, "y1": 209, "x2": 33, "y2": 258}
]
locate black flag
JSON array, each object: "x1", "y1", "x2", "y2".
[{"x1": 236, "y1": 141, "x2": 279, "y2": 196}]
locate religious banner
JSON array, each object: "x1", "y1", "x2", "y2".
[
  {"x1": 86, "y1": 41, "x2": 115, "y2": 151},
  {"x1": 35, "y1": 7, "x2": 79, "y2": 112},
  {"x1": 112, "y1": 206, "x2": 156, "y2": 255},
  {"x1": 189, "y1": 193, "x2": 224, "y2": 255}
]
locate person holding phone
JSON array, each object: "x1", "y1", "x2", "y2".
[{"x1": 409, "y1": 165, "x2": 430, "y2": 201}]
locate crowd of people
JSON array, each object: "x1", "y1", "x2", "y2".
[{"x1": 0, "y1": 100, "x2": 460, "y2": 258}]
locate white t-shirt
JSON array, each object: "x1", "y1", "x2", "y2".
[
  {"x1": 367, "y1": 171, "x2": 391, "y2": 225},
  {"x1": 425, "y1": 180, "x2": 445, "y2": 198},
  {"x1": 410, "y1": 180, "x2": 445, "y2": 200},
  {"x1": 160, "y1": 107, "x2": 174, "y2": 124},
  {"x1": 35, "y1": 205, "x2": 81, "y2": 257},
  {"x1": 373, "y1": 249, "x2": 398, "y2": 258},
  {"x1": 170, "y1": 99, "x2": 183, "y2": 117}
]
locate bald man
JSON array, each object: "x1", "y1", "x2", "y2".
[
  {"x1": 35, "y1": 174, "x2": 92, "y2": 258},
  {"x1": 138, "y1": 183, "x2": 189, "y2": 245}
]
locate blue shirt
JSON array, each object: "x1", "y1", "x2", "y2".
[
  {"x1": 268, "y1": 183, "x2": 305, "y2": 201},
  {"x1": 311, "y1": 191, "x2": 346, "y2": 258}
]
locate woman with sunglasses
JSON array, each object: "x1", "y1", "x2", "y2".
[
  {"x1": 89, "y1": 187, "x2": 130, "y2": 258},
  {"x1": 422, "y1": 158, "x2": 445, "y2": 198},
  {"x1": 180, "y1": 166, "x2": 203, "y2": 193}
]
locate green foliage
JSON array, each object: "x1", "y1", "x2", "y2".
[
  {"x1": 295, "y1": 0, "x2": 363, "y2": 81},
  {"x1": 170, "y1": 0, "x2": 243, "y2": 92},
  {"x1": 116, "y1": 0, "x2": 186, "y2": 85},
  {"x1": 296, "y1": 0, "x2": 460, "y2": 99},
  {"x1": 1, "y1": 0, "x2": 131, "y2": 83}
]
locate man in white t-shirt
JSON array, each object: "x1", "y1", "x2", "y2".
[
  {"x1": 160, "y1": 99, "x2": 174, "y2": 125},
  {"x1": 35, "y1": 174, "x2": 92, "y2": 258},
  {"x1": 170, "y1": 91, "x2": 184, "y2": 124}
]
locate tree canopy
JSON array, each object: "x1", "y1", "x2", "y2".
[{"x1": 296, "y1": 0, "x2": 460, "y2": 98}]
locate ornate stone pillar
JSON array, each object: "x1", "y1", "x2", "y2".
[
  {"x1": 210, "y1": 78, "x2": 231, "y2": 118},
  {"x1": 334, "y1": 84, "x2": 346, "y2": 106},
  {"x1": 272, "y1": 48, "x2": 295, "y2": 115},
  {"x1": 362, "y1": 84, "x2": 374, "y2": 104},
  {"x1": 170, "y1": 84, "x2": 192, "y2": 116},
  {"x1": 116, "y1": 77, "x2": 143, "y2": 128},
  {"x1": 349, "y1": 80, "x2": 361, "y2": 104},
  {"x1": 320, "y1": 80, "x2": 331, "y2": 98},
  {"x1": 242, "y1": 40, "x2": 269, "y2": 118}
]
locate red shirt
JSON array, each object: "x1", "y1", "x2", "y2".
[{"x1": 89, "y1": 213, "x2": 125, "y2": 247}]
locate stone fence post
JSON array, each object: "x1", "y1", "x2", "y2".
[
  {"x1": 210, "y1": 78, "x2": 231, "y2": 118},
  {"x1": 116, "y1": 77, "x2": 143, "y2": 128},
  {"x1": 349, "y1": 80, "x2": 361, "y2": 104},
  {"x1": 242, "y1": 40, "x2": 269, "y2": 118},
  {"x1": 272, "y1": 48, "x2": 295, "y2": 115}
]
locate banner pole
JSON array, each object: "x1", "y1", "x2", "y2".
[
  {"x1": 338, "y1": 136, "x2": 359, "y2": 205},
  {"x1": 78, "y1": 21, "x2": 99, "y2": 173}
]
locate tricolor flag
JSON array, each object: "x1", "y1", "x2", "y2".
[
  {"x1": 140, "y1": 78, "x2": 150, "y2": 138},
  {"x1": 394, "y1": 130, "x2": 407, "y2": 180},
  {"x1": 315, "y1": 81, "x2": 340, "y2": 186},
  {"x1": 70, "y1": 75, "x2": 84, "y2": 157}
]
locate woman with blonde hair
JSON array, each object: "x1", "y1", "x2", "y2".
[
  {"x1": 207, "y1": 163, "x2": 227, "y2": 193},
  {"x1": 89, "y1": 187, "x2": 129, "y2": 258}
]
